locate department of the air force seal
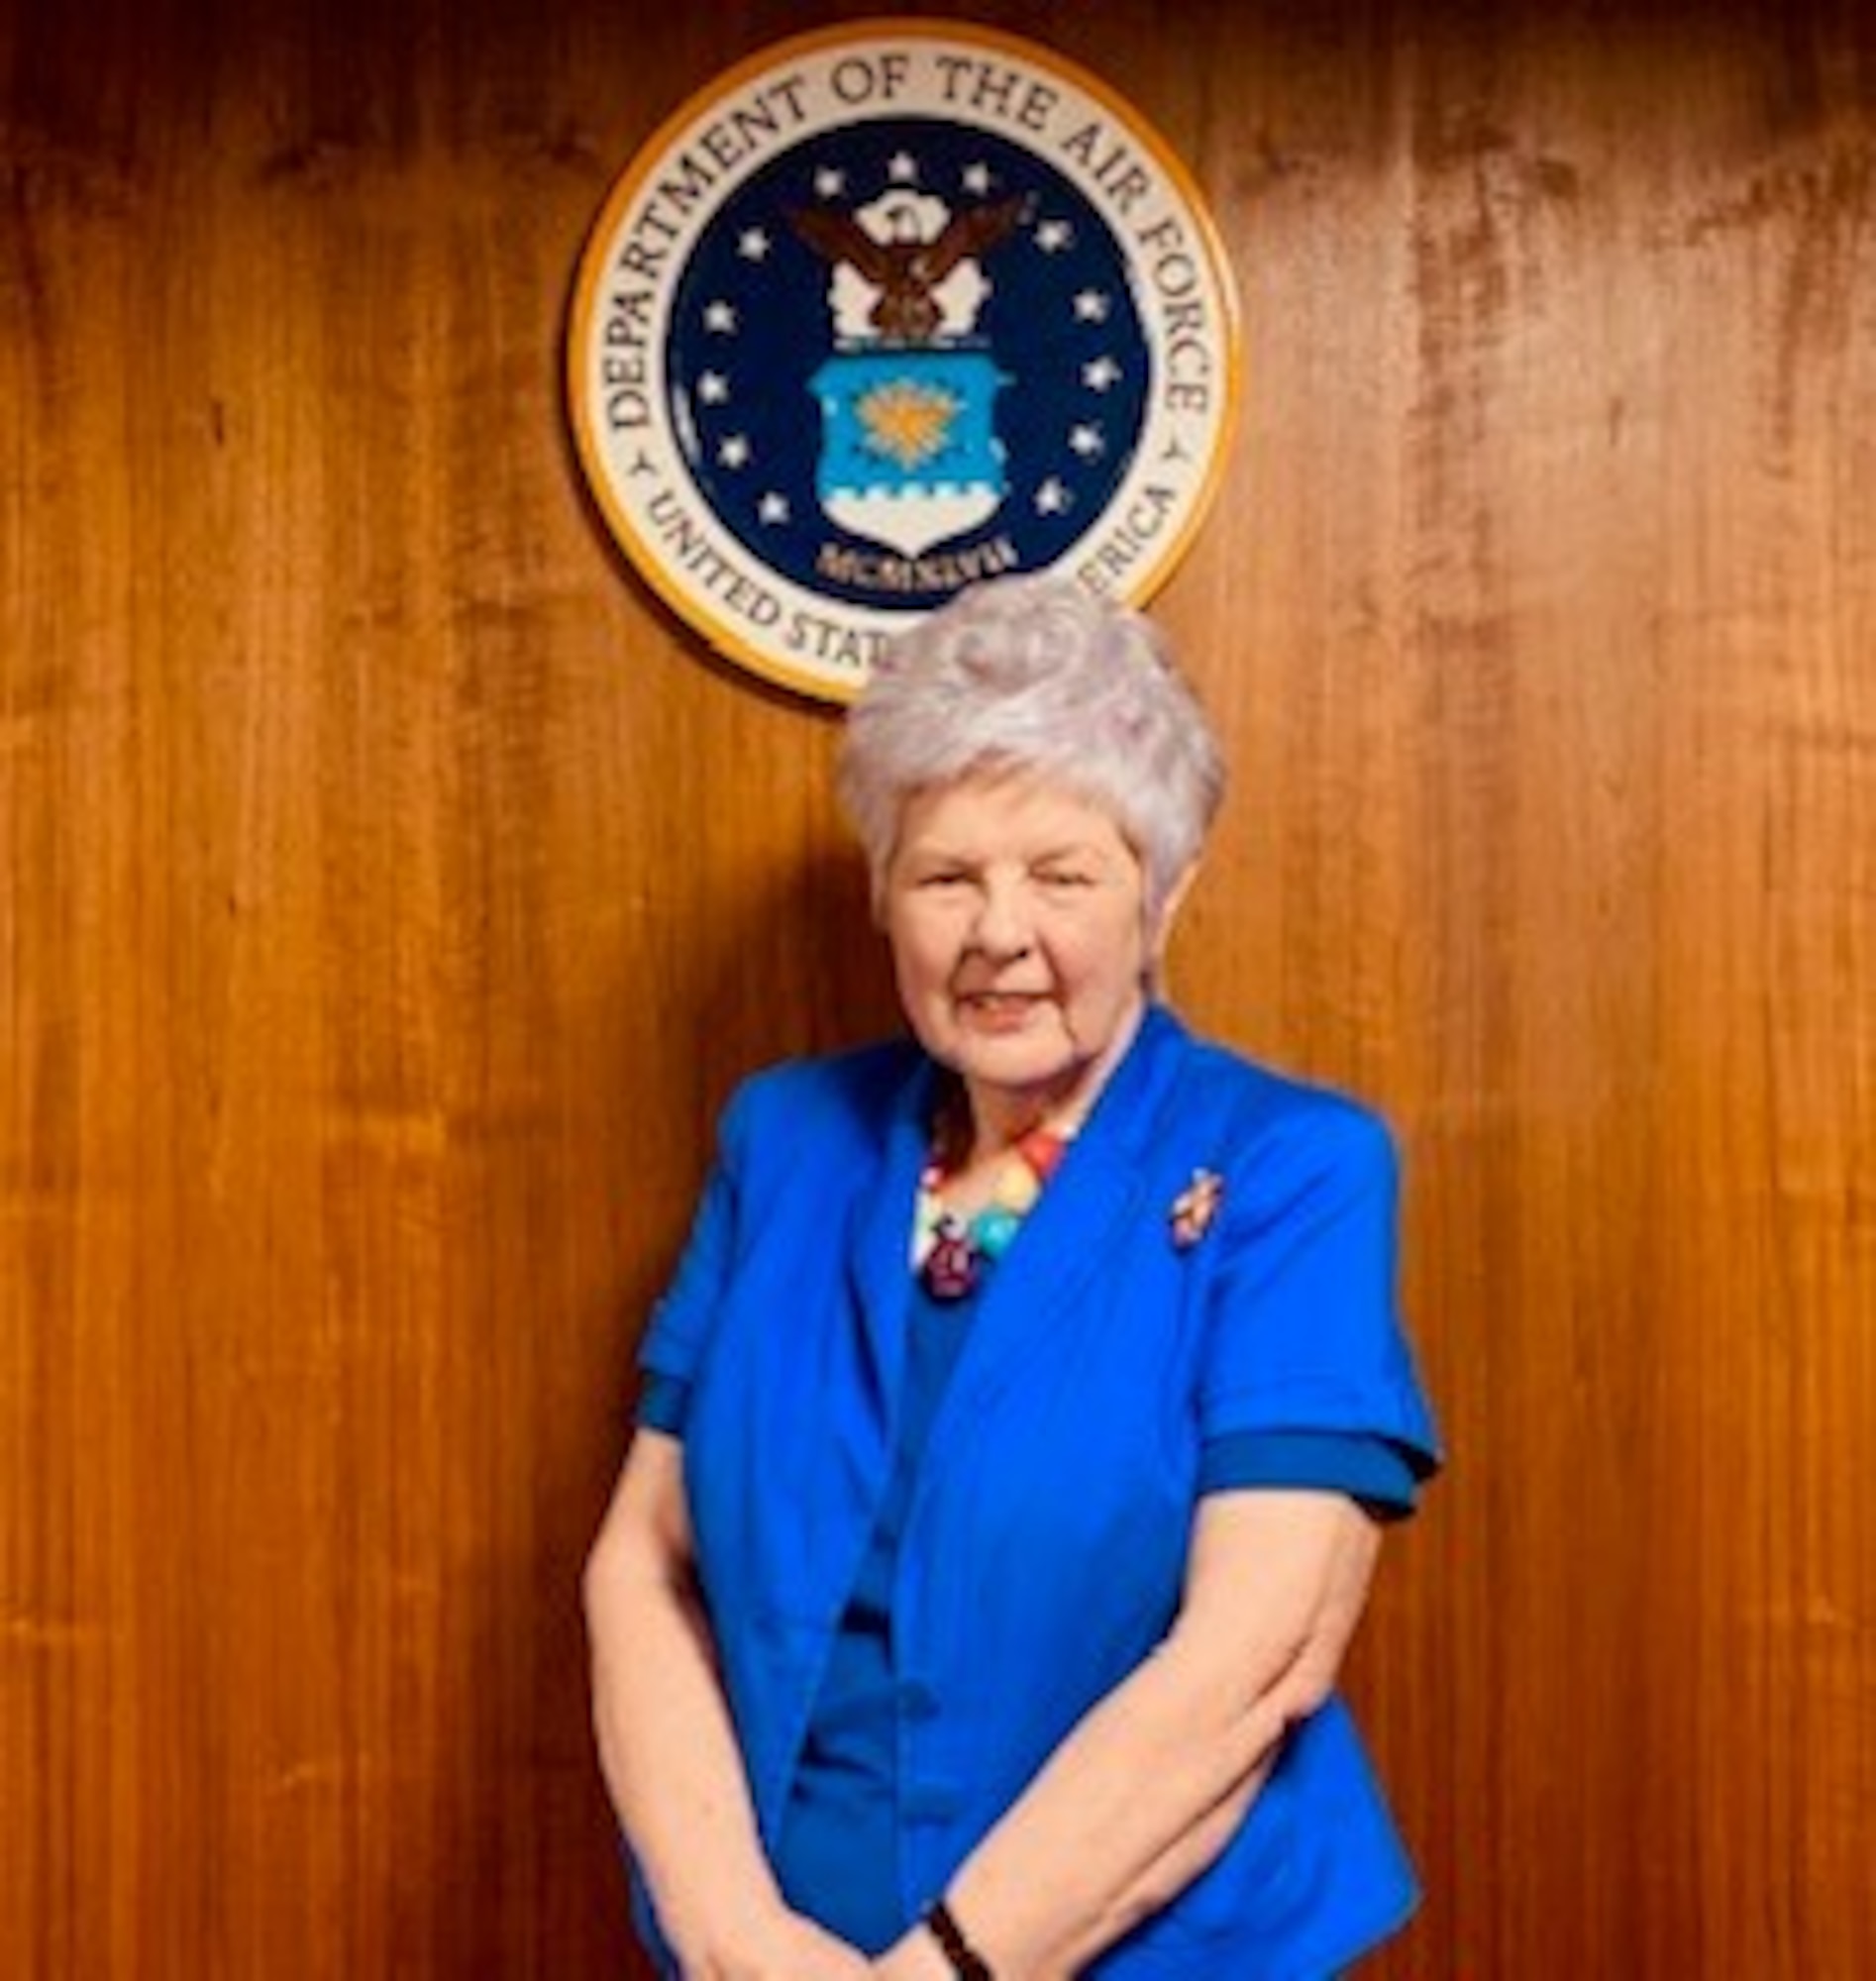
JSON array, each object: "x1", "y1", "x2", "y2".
[{"x1": 567, "y1": 17, "x2": 1240, "y2": 703}]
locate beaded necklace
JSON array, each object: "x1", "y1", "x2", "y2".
[{"x1": 912, "y1": 1121, "x2": 1074, "y2": 1301}]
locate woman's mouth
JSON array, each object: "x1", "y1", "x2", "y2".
[{"x1": 957, "y1": 990, "x2": 1048, "y2": 1029}]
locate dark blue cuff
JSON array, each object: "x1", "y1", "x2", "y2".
[
  {"x1": 636, "y1": 1372, "x2": 691, "y2": 1436},
  {"x1": 1198, "y1": 1428, "x2": 1420, "y2": 1518}
]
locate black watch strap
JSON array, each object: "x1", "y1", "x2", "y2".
[{"x1": 924, "y1": 1897, "x2": 994, "y2": 1980}]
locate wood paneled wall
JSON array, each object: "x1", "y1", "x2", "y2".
[{"x1": 3, "y1": 0, "x2": 1871, "y2": 1973}]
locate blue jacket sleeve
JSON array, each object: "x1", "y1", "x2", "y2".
[
  {"x1": 1197, "y1": 1095, "x2": 1441, "y2": 1488},
  {"x1": 636, "y1": 1083, "x2": 752, "y2": 1389}
]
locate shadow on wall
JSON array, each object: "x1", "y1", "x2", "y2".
[{"x1": 687, "y1": 832, "x2": 907, "y2": 1122}]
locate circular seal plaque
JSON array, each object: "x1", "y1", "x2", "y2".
[{"x1": 567, "y1": 17, "x2": 1240, "y2": 703}]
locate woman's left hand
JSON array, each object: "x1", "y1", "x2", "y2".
[{"x1": 870, "y1": 1926, "x2": 954, "y2": 1979}]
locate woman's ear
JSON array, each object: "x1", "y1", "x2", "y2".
[{"x1": 1149, "y1": 862, "x2": 1200, "y2": 971}]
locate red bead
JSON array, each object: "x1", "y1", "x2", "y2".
[{"x1": 924, "y1": 1228, "x2": 979, "y2": 1300}]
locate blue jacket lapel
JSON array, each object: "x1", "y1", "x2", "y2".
[
  {"x1": 845, "y1": 1048, "x2": 937, "y2": 1418},
  {"x1": 841, "y1": 1007, "x2": 1192, "y2": 1449},
  {"x1": 932, "y1": 1005, "x2": 1191, "y2": 1429}
]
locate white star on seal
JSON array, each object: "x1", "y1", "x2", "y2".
[
  {"x1": 1035, "y1": 477, "x2": 1070, "y2": 515},
  {"x1": 887, "y1": 151, "x2": 919, "y2": 183},
  {"x1": 758, "y1": 491, "x2": 790, "y2": 524},
  {"x1": 697, "y1": 371, "x2": 729, "y2": 405},
  {"x1": 1070, "y1": 424, "x2": 1105, "y2": 458},
  {"x1": 738, "y1": 227, "x2": 771, "y2": 261},
  {"x1": 814, "y1": 165, "x2": 846, "y2": 198},
  {"x1": 1083, "y1": 355, "x2": 1121, "y2": 391},
  {"x1": 703, "y1": 299, "x2": 737, "y2": 334},
  {"x1": 1035, "y1": 218, "x2": 1074, "y2": 252},
  {"x1": 718, "y1": 434, "x2": 751, "y2": 469},
  {"x1": 962, "y1": 161, "x2": 993, "y2": 194},
  {"x1": 1073, "y1": 289, "x2": 1110, "y2": 322}
]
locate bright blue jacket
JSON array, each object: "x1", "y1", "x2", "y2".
[{"x1": 637, "y1": 1006, "x2": 1441, "y2": 1978}]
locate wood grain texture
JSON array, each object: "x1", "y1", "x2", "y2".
[{"x1": 3, "y1": 0, "x2": 1871, "y2": 1974}]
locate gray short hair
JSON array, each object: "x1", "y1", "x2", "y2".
[{"x1": 837, "y1": 574, "x2": 1226, "y2": 918}]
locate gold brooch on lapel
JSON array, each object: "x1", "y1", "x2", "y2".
[{"x1": 1170, "y1": 1169, "x2": 1224, "y2": 1249}]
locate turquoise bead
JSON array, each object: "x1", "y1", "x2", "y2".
[{"x1": 972, "y1": 1205, "x2": 1023, "y2": 1259}]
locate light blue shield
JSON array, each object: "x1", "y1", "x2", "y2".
[{"x1": 809, "y1": 348, "x2": 1009, "y2": 557}]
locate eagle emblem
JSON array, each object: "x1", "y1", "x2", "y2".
[{"x1": 787, "y1": 193, "x2": 1031, "y2": 345}]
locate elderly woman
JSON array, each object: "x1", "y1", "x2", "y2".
[{"x1": 583, "y1": 574, "x2": 1440, "y2": 1980}]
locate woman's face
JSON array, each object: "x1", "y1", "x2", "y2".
[{"x1": 884, "y1": 769, "x2": 1173, "y2": 1131}]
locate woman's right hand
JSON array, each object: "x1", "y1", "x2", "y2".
[
  {"x1": 752, "y1": 1909, "x2": 875, "y2": 1978},
  {"x1": 680, "y1": 1905, "x2": 874, "y2": 1978}
]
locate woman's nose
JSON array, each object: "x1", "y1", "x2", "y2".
[{"x1": 970, "y1": 878, "x2": 1033, "y2": 957}]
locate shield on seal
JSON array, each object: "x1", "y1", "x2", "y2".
[{"x1": 808, "y1": 347, "x2": 1010, "y2": 558}]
